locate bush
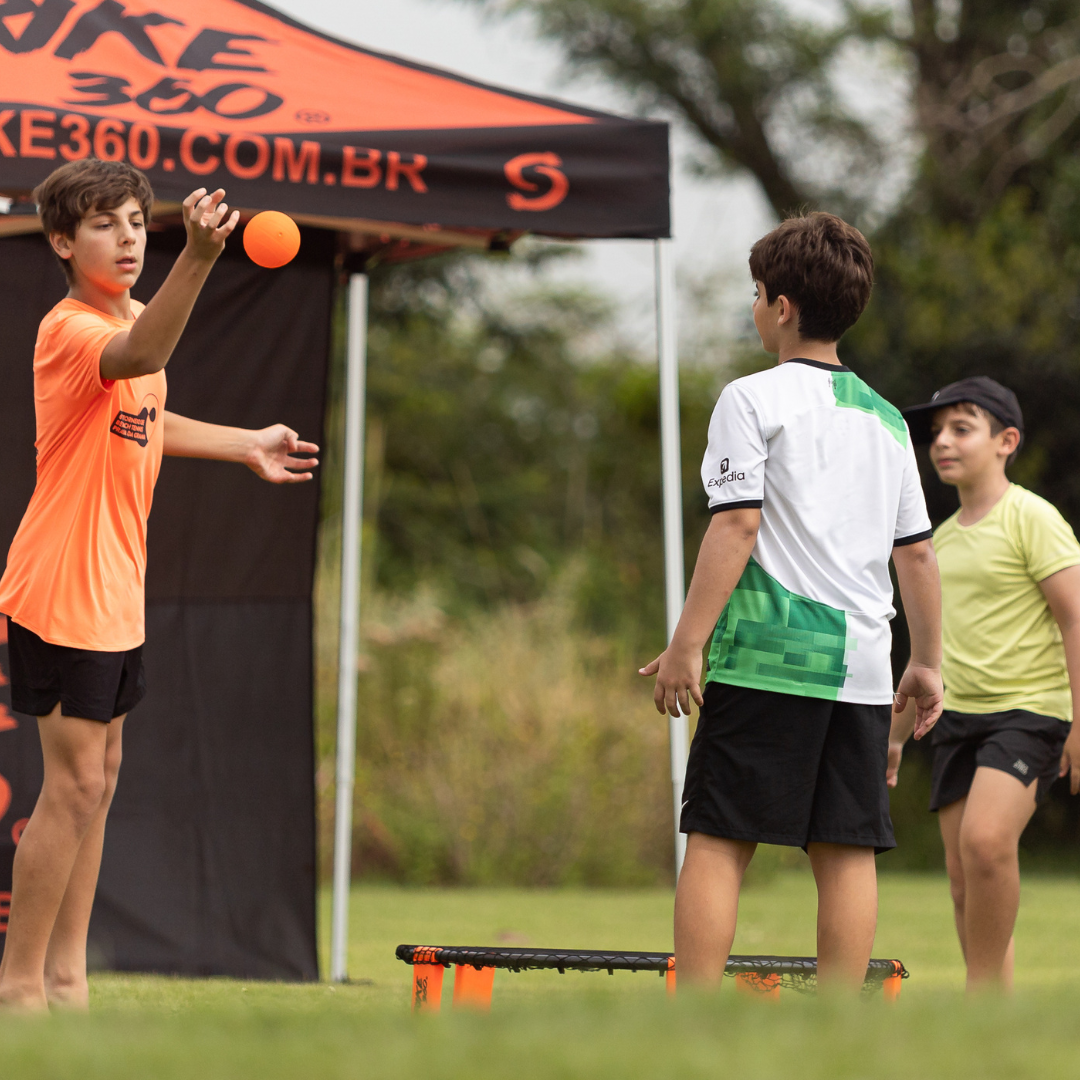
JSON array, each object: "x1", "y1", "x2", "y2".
[{"x1": 316, "y1": 578, "x2": 675, "y2": 886}]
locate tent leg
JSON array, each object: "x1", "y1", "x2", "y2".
[
  {"x1": 654, "y1": 239, "x2": 688, "y2": 879},
  {"x1": 330, "y1": 272, "x2": 369, "y2": 983}
]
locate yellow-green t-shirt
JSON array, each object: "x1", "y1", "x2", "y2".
[{"x1": 935, "y1": 484, "x2": 1080, "y2": 721}]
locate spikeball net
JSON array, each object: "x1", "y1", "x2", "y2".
[{"x1": 396, "y1": 944, "x2": 908, "y2": 1010}]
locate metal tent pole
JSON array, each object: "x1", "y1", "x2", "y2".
[
  {"x1": 654, "y1": 239, "x2": 688, "y2": 878},
  {"x1": 330, "y1": 272, "x2": 369, "y2": 982}
]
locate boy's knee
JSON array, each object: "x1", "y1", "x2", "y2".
[
  {"x1": 960, "y1": 826, "x2": 1014, "y2": 873},
  {"x1": 685, "y1": 833, "x2": 756, "y2": 874},
  {"x1": 55, "y1": 766, "x2": 108, "y2": 825}
]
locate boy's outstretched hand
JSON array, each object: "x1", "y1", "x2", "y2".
[
  {"x1": 245, "y1": 425, "x2": 319, "y2": 483},
  {"x1": 183, "y1": 188, "x2": 240, "y2": 261}
]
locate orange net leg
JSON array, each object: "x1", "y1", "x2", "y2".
[
  {"x1": 883, "y1": 972, "x2": 902, "y2": 1002},
  {"x1": 411, "y1": 963, "x2": 445, "y2": 1012},
  {"x1": 666, "y1": 956, "x2": 676, "y2": 997},
  {"x1": 735, "y1": 972, "x2": 781, "y2": 1000},
  {"x1": 452, "y1": 964, "x2": 495, "y2": 1010}
]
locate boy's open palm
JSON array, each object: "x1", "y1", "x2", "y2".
[
  {"x1": 245, "y1": 425, "x2": 319, "y2": 484},
  {"x1": 183, "y1": 188, "x2": 239, "y2": 260}
]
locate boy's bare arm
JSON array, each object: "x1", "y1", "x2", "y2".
[
  {"x1": 639, "y1": 508, "x2": 760, "y2": 717},
  {"x1": 100, "y1": 189, "x2": 239, "y2": 381},
  {"x1": 891, "y1": 538, "x2": 944, "y2": 739},
  {"x1": 163, "y1": 411, "x2": 319, "y2": 484},
  {"x1": 1038, "y1": 564, "x2": 1080, "y2": 795}
]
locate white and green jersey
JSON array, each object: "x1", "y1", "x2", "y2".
[{"x1": 701, "y1": 358, "x2": 932, "y2": 705}]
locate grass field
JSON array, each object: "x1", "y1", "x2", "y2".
[{"x1": 2, "y1": 871, "x2": 1080, "y2": 1078}]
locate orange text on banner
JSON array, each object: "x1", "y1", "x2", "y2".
[{"x1": 505, "y1": 153, "x2": 569, "y2": 211}]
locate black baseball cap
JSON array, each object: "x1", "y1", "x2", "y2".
[{"x1": 902, "y1": 376, "x2": 1024, "y2": 447}]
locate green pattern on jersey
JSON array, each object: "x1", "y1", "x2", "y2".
[
  {"x1": 706, "y1": 559, "x2": 853, "y2": 700},
  {"x1": 831, "y1": 371, "x2": 907, "y2": 446}
]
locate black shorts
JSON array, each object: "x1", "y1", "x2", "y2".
[
  {"x1": 681, "y1": 682, "x2": 895, "y2": 853},
  {"x1": 929, "y1": 709, "x2": 1070, "y2": 811},
  {"x1": 6, "y1": 617, "x2": 146, "y2": 723}
]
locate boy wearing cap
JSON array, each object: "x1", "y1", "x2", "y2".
[
  {"x1": 641, "y1": 213, "x2": 944, "y2": 990},
  {"x1": 891, "y1": 377, "x2": 1080, "y2": 990}
]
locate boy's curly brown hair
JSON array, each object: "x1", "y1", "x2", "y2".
[
  {"x1": 33, "y1": 159, "x2": 154, "y2": 281},
  {"x1": 749, "y1": 212, "x2": 874, "y2": 343}
]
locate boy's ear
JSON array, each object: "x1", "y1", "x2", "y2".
[
  {"x1": 49, "y1": 231, "x2": 74, "y2": 263},
  {"x1": 776, "y1": 294, "x2": 798, "y2": 326},
  {"x1": 999, "y1": 427, "x2": 1021, "y2": 457}
]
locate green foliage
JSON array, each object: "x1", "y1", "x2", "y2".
[
  {"x1": 885, "y1": 741, "x2": 946, "y2": 872},
  {"x1": 848, "y1": 179, "x2": 1080, "y2": 528},
  {"x1": 317, "y1": 585, "x2": 674, "y2": 886},
  {"x1": 327, "y1": 251, "x2": 721, "y2": 646}
]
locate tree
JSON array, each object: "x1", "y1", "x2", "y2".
[
  {"x1": 467, "y1": 1, "x2": 1080, "y2": 517},
  {"x1": 471, "y1": 0, "x2": 1080, "y2": 221}
]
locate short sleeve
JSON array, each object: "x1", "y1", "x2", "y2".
[
  {"x1": 701, "y1": 380, "x2": 767, "y2": 513},
  {"x1": 893, "y1": 438, "x2": 933, "y2": 546},
  {"x1": 45, "y1": 309, "x2": 123, "y2": 400},
  {"x1": 1016, "y1": 493, "x2": 1080, "y2": 582}
]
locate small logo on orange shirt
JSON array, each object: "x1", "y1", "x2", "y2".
[{"x1": 110, "y1": 394, "x2": 160, "y2": 448}]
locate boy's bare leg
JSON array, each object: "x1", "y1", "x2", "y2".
[
  {"x1": 954, "y1": 766, "x2": 1036, "y2": 991},
  {"x1": 43, "y1": 715, "x2": 125, "y2": 1010},
  {"x1": 674, "y1": 832, "x2": 756, "y2": 986},
  {"x1": 808, "y1": 843, "x2": 877, "y2": 991},
  {"x1": 940, "y1": 794, "x2": 1018, "y2": 985},
  {"x1": 938, "y1": 797, "x2": 969, "y2": 960},
  {"x1": 0, "y1": 707, "x2": 108, "y2": 1010}
]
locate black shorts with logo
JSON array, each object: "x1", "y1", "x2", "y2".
[
  {"x1": 6, "y1": 616, "x2": 146, "y2": 723},
  {"x1": 680, "y1": 681, "x2": 895, "y2": 853},
  {"x1": 929, "y1": 709, "x2": 1070, "y2": 811}
]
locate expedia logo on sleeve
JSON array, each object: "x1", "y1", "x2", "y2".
[
  {"x1": 706, "y1": 457, "x2": 745, "y2": 489},
  {"x1": 110, "y1": 395, "x2": 160, "y2": 449}
]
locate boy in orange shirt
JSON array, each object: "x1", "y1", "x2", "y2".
[{"x1": 0, "y1": 159, "x2": 319, "y2": 1011}]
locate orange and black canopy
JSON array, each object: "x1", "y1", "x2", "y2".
[{"x1": 0, "y1": 0, "x2": 669, "y2": 240}]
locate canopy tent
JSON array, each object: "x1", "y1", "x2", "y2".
[
  {"x1": 0, "y1": 0, "x2": 687, "y2": 982},
  {"x1": 0, "y1": 0, "x2": 668, "y2": 241}
]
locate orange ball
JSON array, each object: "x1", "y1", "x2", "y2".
[{"x1": 243, "y1": 211, "x2": 301, "y2": 268}]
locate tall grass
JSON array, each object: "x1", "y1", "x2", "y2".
[{"x1": 315, "y1": 556, "x2": 674, "y2": 886}]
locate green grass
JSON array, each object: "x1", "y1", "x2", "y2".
[{"x1": 2, "y1": 872, "x2": 1080, "y2": 1078}]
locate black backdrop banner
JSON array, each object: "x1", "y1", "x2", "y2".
[{"x1": 0, "y1": 226, "x2": 332, "y2": 979}]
